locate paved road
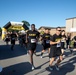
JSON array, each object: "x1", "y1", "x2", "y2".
[{"x1": 0, "y1": 39, "x2": 76, "y2": 75}]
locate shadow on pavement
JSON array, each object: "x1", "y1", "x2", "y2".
[
  {"x1": 33, "y1": 61, "x2": 49, "y2": 75},
  {"x1": 0, "y1": 44, "x2": 27, "y2": 60},
  {"x1": 46, "y1": 56, "x2": 76, "y2": 75},
  {"x1": 0, "y1": 62, "x2": 32, "y2": 75},
  {"x1": 36, "y1": 44, "x2": 43, "y2": 52}
]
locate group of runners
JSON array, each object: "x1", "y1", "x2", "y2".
[
  {"x1": 4, "y1": 24, "x2": 75, "y2": 71},
  {"x1": 4, "y1": 31, "x2": 18, "y2": 50},
  {"x1": 23, "y1": 24, "x2": 72, "y2": 71}
]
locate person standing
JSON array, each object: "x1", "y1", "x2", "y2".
[
  {"x1": 49, "y1": 27, "x2": 63, "y2": 71},
  {"x1": 66, "y1": 33, "x2": 71, "y2": 49},
  {"x1": 41, "y1": 28, "x2": 52, "y2": 58},
  {"x1": 26, "y1": 24, "x2": 40, "y2": 70}
]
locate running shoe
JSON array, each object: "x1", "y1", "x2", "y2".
[
  {"x1": 41, "y1": 56, "x2": 43, "y2": 58},
  {"x1": 55, "y1": 64, "x2": 59, "y2": 71},
  {"x1": 49, "y1": 65, "x2": 53, "y2": 71},
  {"x1": 32, "y1": 65, "x2": 35, "y2": 70},
  {"x1": 41, "y1": 52, "x2": 43, "y2": 58},
  {"x1": 62, "y1": 55, "x2": 65, "y2": 60}
]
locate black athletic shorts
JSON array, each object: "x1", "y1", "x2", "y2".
[
  {"x1": 42, "y1": 43, "x2": 50, "y2": 50},
  {"x1": 49, "y1": 46, "x2": 61, "y2": 58},
  {"x1": 28, "y1": 43, "x2": 37, "y2": 51},
  {"x1": 5, "y1": 38, "x2": 10, "y2": 42},
  {"x1": 11, "y1": 40, "x2": 15, "y2": 45},
  {"x1": 22, "y1": 39, "x2": 25, "y2": 44},
  {"x1": 61, "y1": 42, "x2": 65, "y2": 49},
  {"x1": 66, "y1": 41, "x2": 70, "y2": 45}
]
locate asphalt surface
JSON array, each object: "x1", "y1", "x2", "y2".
[{"x1": 0, "y1": 39, "x2": 76, "y2": 75}]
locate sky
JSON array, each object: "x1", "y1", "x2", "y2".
[{"x1": 0, "y1": 0, "x2": 76, "y2": 29}]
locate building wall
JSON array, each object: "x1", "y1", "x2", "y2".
[
  {"x1": 66, "y1": 18, "x2": 76, "y2": 32},
  {"x1": 50, "y1": 29, "x2": 56, "y2": 35},
  {"x1": 66, "y1": 19, "x2": 72, "y2": 32},
  {"x1": 38, "y1": 27, "x2": 66, "y2": 35},
  {"x1": 66, "y1": 17, "x2": 76, "y2": 38},
  {"x1": 73, "y1": 18, "x2": 76, "y2": 27},
  {"x1": 38, "y1": 27, "x2": 45, "y2": 32}
]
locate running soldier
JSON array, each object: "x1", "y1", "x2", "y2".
[
  {"x1": 41, "y1": 28, "x2": 52, "y2": 58},
  {"x1": 49, "y1": 27, "x2": 63, "y2": 71},
  {"x1": 10, "y1": 31, "x2": 17, "y2": 50},
  {"x1": 26, "y1": 24, "x2": 40, "y2": 70}
]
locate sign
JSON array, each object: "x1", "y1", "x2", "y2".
[
  {"x1": 10, "y1": 21, "x2": 23, "y2": 26},
  {"x1": 8, "y1": 25, "x2": 24, "y2": 30}
]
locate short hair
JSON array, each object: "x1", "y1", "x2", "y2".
[
  {"x1": 31, "y1": 24, "x2": 35, "y2": 27},
  {"x1": 61, "y1": 30, "x2": 65, "y2": 32},
  {"x1": 56, "y1": 27, "x2": 61, "y2": 30},
  {"x1": 45, "y1": 28, "x2": 49, "y2": 30}
]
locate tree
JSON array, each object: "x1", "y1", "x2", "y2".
[
  {"x1": 0, "y1": 27, "x2": 2, "y2": 32},
  {"x1": 22, "y1": 20, "x2": 30, "y2": 29}
]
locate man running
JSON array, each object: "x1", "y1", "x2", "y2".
[
  {"x1": 41, "y1": 28, "x2": 52, "y2": 58},
  {"x1": 61, "y1": 30, "x2": 66, "y2": 58},
  {"x1": 5, "y1": 32, "x2": 10, "y2": 45},
  {"x1": 26, "y1": 24, "x2": 40, "y2": 70},
  {"x1": 49, "y1": 27, "x2": 63, "y2": 71},
  {"x1": 10, "y1": 31, "x2": 17, "y2": 50}
]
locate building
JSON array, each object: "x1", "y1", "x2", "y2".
[
  {"x1": 38, "y1": 26, "x2": 66, "y2": 35},
  {"x1": 66, "y1": 17, "x2": 76, "y2": 32},
  {"x1": 66, "y1": 17, "x2": 76, "y2": 38}
]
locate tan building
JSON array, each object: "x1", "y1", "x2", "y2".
[
  {"x1": 66, "y1": 17, "x2": 76, "y2": 38},
  {"x1": 38, "y1": 26, "x2": 66, "y2": 35},
  {"x1": 66, "y1": 17, "x2": 76, "y2": 32}
]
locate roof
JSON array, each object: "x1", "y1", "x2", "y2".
[
  {"x1": 66, "y1": 17, "x2": 76, "y2": 20},
  {"x1": 38, "y1": 26, "x2": 65, "y2": 30},
  {"x1": 38, "y1": 26, "x2": 55, "y2": 30}
]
